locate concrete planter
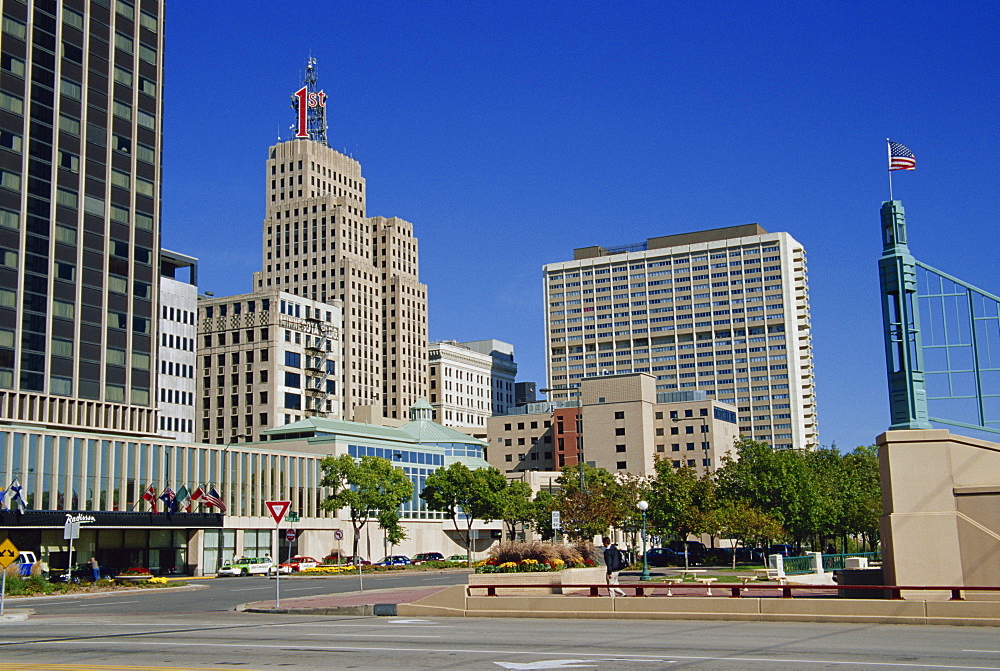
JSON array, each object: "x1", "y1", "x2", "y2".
[
  {"x1": 113, "y1": 575, "x2": 151, "y2": 585},
  {"x1": 470, "y1": 566, "x2": 605, "y2": 595}
]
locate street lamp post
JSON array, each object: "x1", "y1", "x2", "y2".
[{"x1": 637, "y1": 500, "x2": 650, "y2": 581}]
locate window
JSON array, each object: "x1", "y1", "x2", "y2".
[
  {"x1": 615, "y1": 445, "x2": 626, "y2": 453},
  {"x1": 614, "y1": 411, "x2": 625, "y2": 419},
  {"x1": 616, "y1": 461, "x2": 627, "y2": 470},
  {"x1": 614, "y1": 427, "x2": 625, "y2": 436},
  {"x1": 284, "y1": 352, "x2": 300, "y2": 368}
]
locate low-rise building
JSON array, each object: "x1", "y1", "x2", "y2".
[{"x1": 486, "y1": 372, "x2": 738, "y2": 477}]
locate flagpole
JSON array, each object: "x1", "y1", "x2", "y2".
[{"x1": 886, "y1": 138, "x2": 894, "y2": 201}]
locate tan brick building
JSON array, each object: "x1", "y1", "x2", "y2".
[{"x1": 486, "y1": 373, "x2": 738, "y2": 477}]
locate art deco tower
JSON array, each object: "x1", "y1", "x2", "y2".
[{"x1": 253, "y1": 61, "x2": 427, "y2": 420}]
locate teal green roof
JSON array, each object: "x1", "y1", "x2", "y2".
[
  {"x1": 398, "y1": 418, "x2": 487, "y2": 445},
  {"x1": 261, "y1": 413, "x2": 485, "y2": 448}
]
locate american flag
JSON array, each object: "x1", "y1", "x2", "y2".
[
  {"x1": 202, "y1": 487, "x2": 227, "y2": 513},
  {"x1": 888, "y1": 141, "x2": 916, "y2": 171}
]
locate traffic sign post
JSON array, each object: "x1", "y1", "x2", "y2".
[
  {"x1": 0, "y1": 538, "x2": 18, "y2": 616},
  {"x1": 264, "y1": 501, "x2": 291, "y2": 607},
  {"x1": 285, "y1": 529, "x2": 296, "y2": 542}
]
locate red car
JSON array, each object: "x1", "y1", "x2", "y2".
[{"x1": 275, "y1": 555, "x2": 320, "y2": 573}]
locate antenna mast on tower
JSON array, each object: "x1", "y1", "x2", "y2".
[{"x1": 290, "y1": 57, "x2": 328, "y2": 146}]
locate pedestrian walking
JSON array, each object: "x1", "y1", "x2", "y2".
[
  {"x1": 89, "y1": 556, "x2": 100, "y2": 582},
  {"x1": 602, "y1": 536, "x2": 626, "y2": 597}
]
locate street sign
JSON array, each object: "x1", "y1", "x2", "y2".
[
  {"x1": 551, "y1": 510, "x2": 561, "y2": 529},
  {"x1": 287, "y1": 511, "x2": 300, "y2": 523},
  {"x1": 0, "y1": 539, "x2": 17, "y2": 568},
  {"x1": 333, "y1": 529, "x2": 344, "y2": 541},
  {"x1": 63, "y1": 521, "x2": 79, "y2": 540},
  {"x1": 285, "y1": 529, "x2": 296, "y2": 542},
  {"x1": 264, "y1": 500, "x2": 292, "y2": 525}
]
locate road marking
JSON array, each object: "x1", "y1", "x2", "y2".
[
  {"x1": 386, "y1": 618, "x2": 433, "y2": 624},
  {"x1": 965, "y1": 652, "x2": 1000, "y2": 654},
  {"x1": 80, "y1": 600, "x2": 141, "y2": 607},
  {"x1": 230, "y1": 586, "x2": 272, "y2": 591},
  {"x1": 45, "y1": 640, "x2": 1000, "y2": 668},
  {"x1": 494, "y1": 662, "x2": 665, "y2": 670}
]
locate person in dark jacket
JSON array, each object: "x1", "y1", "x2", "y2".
[{"x1": 602, "y1": 536, "x2": 626, "y2": 597}]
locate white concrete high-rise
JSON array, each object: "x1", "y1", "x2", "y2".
[
  {"x1": 157, "y1": 251, "x2": 197, "y2": 441},
  {"x1": 428, "y1": 339, "x2": 516, "y2": 429},
  {"x1": 543, "y1": 225, "x2": 816, "y2": 449}
]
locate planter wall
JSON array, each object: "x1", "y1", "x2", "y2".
[{"x1": 469, "y1": 566, "x2": 605, "y2": 595}]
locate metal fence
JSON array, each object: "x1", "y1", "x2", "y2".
[{"x1": 783, "y1": 552, "x2": 882, "y2": 574}]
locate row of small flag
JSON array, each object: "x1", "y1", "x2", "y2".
[{"x1": 140, "y1": 484, "x2": 227, "y2": 513}]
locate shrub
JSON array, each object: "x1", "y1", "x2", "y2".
[
  {"x1": 119, "y1": 567, "x2": 151, "y2": 576},
  {"x1": 478, "y1": 541, "x2": 594, "y2": 573}
]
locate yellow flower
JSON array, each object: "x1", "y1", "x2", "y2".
[
  {"x1": 499, "y1": 562, "x2": 518, "y2": 568},
  {"x1": 147, "y1": 576, "x2": 168, "y2": 584}
]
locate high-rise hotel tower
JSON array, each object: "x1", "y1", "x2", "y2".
[
  {"x1": 253, "y1": 61, "x2": 427, "y2": 420},
  {"x1": 543, "y1": 225, "x2": 817, "y2": 449},
  {"x1": 0, "y1": 0, "x2": 163, "y2": 433}
]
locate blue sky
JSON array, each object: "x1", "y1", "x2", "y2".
[{"x1": 160, "y1": 1, "x2": 999, "y2": 451}]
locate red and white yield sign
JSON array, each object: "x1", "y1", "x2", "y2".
[
  {"x1": 285, "y1": 529, "x2": 296, "y2": 542},
  {"x1": 265, "y1": 500, "x2": 292, "y2": 525}
]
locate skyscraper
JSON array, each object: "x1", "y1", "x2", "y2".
[
  {"x1": 0, "y1": 0, "x2": 163, "y2": 433},
  {"x1": 543, "y1": 225, "x2": 817, "y2": 449},
  {"x1": 253, "y1": 61, "x2": 427, "y2": 420}
]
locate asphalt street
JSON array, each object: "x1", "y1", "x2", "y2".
[
  {"x1": 2, "y1": 611, "x2": 1000, "y2": 670},
  {"x1": 4, "y1": 574, "x2": 1000, "y2": 670},
  {"x1": 8, "y1": 570, "x2": 470, "y2": 615}
]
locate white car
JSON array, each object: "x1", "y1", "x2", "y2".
[{"x1": 217, "y1": 557, "x2": 274, "y2": 577}]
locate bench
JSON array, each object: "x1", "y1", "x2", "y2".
[
  {"x1": 663, "y1": 577, "x2": 683, "y2": 596},
  {"x1": 737, "y1": 575, "x2": 756, "y2": 586},
  {"x1": 695, "y1": 577, "x2": 717, "y2": 595},
  {"x1": 754, "y1": 568, "x2": 781, "y2": 579}
]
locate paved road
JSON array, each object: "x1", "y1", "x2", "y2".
[
  {"x1": 9, "y1": 570, "x2": 471, "y2": 615},
  {"x1": 2, "y1": 612, "x2": 1000, "y2": 670}
]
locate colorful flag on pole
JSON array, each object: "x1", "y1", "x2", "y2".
[
  {"x1": 0, "y1": 483, "x2": 6, "y2": 510},
  {"x1": 174, "y1": 485, "x2": 190, "y2": 513},
  {"x1": 888, "y1": 141, "x2": 916, "y2": 171},
  {"x1": 8, "y1": 478, "x2": 26, "y2": 511},
  {"x1": 190, "y1": 485, "x2": 205, "y2": 504},
  {"x1": 159, "y1": 487, "x2": 175, "y2": 512},
  {"x1": 202, "y1": 487, "x2": 227, "y2": 513},
  {"x1": 141, "y1": 484, "x2": 157, "y2": 512}
]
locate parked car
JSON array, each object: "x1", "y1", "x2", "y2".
[
  {"x1": 666, "y1": 540, "x2": 707, "y2": 564},
  {"x1": 12, "y1": 551, "x2": 45, "y2": 577},
  {"x1": 50, "y1": 563, "x2": 107, "y2": 583},
  {"x1": 410, "y1": 552, "x2": 444, "y2": 565},
  {"x1": 340, "y1": 555, "x2": 371, "y2": 566},
  {"x1": 644, "y1": 547, "x2": 685, "y2": 567},
  {"x1": 217, "y1": 557, "x2": 274, "y2": 577},
  {"x1": 768, "y1": 544, "x2": 795, "y2": 557},
  {"x1": 271, "y1": 555, "x2": 320, "y2": 573},
  {"x1": 446, "y1": 554, "x2": 469, "y2": 563},
  {"x1": 374, "y1": 555, "x2": 411, "y2": 566}
]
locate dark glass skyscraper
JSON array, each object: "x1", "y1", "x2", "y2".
[{"x1": 0, "y1": 0, "x2": 162, "y2": 433}]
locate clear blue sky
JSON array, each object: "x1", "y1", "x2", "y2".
[{"x1": 161, "y1": 1, "x2": 999, "y2": 451}]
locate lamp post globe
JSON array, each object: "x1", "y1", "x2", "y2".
[{"x1": 637, "y1": 500, "x2": 650, "y2": 581}]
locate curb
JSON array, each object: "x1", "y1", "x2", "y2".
[
  {"x1": 0, "y1": 609, "x2": 33, "y2": 622},
  {"x1": 241, "y1": 603, "x2": 398, "y2": 616}
]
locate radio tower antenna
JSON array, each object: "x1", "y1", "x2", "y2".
[{"x1": 290, "y1": 56, "x2": 328, "y2": 146}]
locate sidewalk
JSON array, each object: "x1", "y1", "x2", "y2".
[{"x1": 240, "y1": 584, "x2": 454, "y2": 616}]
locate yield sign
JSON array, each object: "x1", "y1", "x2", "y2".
[{"x1": 265, "y1": 500, "x2": 292, "y2": 525}]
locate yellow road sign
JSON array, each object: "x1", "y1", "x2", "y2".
[{"x1": 0, "y1": 538, "x2": 18, "y2": 568}]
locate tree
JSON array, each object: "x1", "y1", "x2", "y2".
[
  {"x1": 558, "y1": 483, "x2": 620, "y2": 541},
  {"x1": 714, "y1": 504, "x2": 784, "y2": 569},
  {"x1": 647, "y1": 461, "x2": 714, "y2": 568},
  {"x1": 531, "y1": 489, "x2": 557, "y2": 541},
  {"x1": 497, "y1": 480, "x2": 535, "y2": 540},
  {"x1": 421, "y1": 463, "x2": 507, "y2": 561},
  {"x1": 319, "y1": 455, "x2": 413, "y2": 560},
  {"x1": 838, "y1": 445, "x2": 881, "y2": 550}
]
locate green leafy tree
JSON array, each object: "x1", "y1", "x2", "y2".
[
  {"x1": 319, "y1": 455, "x2": 413, "y2": 560},
  {"x1": 421, "y1": 463, "x2": 508, "y2": 560},
  {"x1": 531, "y1": 489, "x2": 557, "y2": 541},
  {"x1": 559, "y1": 483, "x2": 620, "y2": 541},
  {"x1": 556, "y1": 462, "x2": 619, "y2": 496},
  {"x1": 838, "y1": 445, "x2": 881, "y2": 550},
  {"x1": 647, "y1": 461, "x2": 714, "y2": 568},
  {"x1": 714, "y1": 503, "x2": 784, "y2": 568},
  {"x1": 497, "y1": 480, "x2": 536, "y2": 539}
]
